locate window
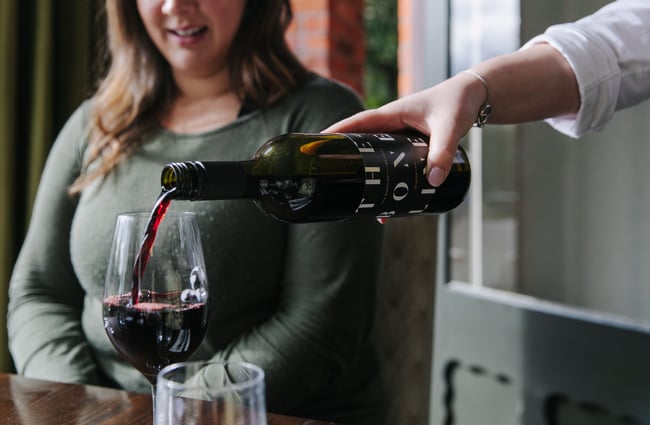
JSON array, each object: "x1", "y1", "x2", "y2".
[{"x1": 447, "y1": 0, "x2": 650, "y2": 326}]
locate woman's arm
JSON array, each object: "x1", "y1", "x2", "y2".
[{"x1": 7, "y1": 103, "x2": 102, "y2": 384}]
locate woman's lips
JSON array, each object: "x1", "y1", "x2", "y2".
[{"x1": 168, "y1": 26, "x2": 208, "y2": 45}]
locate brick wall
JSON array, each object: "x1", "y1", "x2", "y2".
[
  {"x1": 397, "y1": 0, "x2": 416, "y2": 96},
  {"x1": 286, "y1": 0, "x2": 365, "y2": 97}
]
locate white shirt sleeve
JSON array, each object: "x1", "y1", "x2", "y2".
[{"x1": 521, "y1": 0, "x2": 650, "y2": 138}]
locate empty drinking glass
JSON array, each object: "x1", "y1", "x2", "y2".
[{"x1": 156, "y1": 361, "x2": 266, "y2": 425}]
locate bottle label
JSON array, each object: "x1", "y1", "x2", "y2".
[{"x1": 345, "y1": 133, "x2": 457, "y2": 218}]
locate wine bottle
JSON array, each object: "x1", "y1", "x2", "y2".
[{"x1": 160, "y1": 132, "x2": 470, "y2": 223}]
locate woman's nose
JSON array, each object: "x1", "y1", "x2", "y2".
[{"x1": 161, "y1": 0, "x2": 197, "y2": 15}]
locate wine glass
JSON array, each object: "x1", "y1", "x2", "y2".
[
  {"x1": 156, "y1": 361, "x2": 266, "y2": 425},
  {"x1": 103, "y1": 211, "x2": 209, "y2": 419}
]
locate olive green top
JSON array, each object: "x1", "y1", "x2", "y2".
[{"x1": 8, "y1": 75, "x2": 385, "y2": 424}]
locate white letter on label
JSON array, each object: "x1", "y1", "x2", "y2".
[
  {"x1": 393, "y1": 152, "x2": 406, "y2": 167},
  {"x1": 353, "y1": 140, "x2": 375, "y2": 153},
  {"x1": 376, "y1": 134, "x2": 395, "y2": 141},
  {"x1": 365, "y1": 166, "x2": 381, "y2": 185},
  {"x1": 410, "y1": 137, "x2": 428, "y2": 147},
  {"x1": 393, "y1": 182, "x2": 409, "y2": 201},
  {"x1": 377, "y1": 211, "x2": 396, "y2": 218}
]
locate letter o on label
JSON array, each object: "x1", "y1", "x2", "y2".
[{"x1": 393, "y1": 182, "x2": 409, "y2": 201}]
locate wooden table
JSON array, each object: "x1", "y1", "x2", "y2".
[{"x1": 0, "y1": 373, "x2": 340, "y2": 424}]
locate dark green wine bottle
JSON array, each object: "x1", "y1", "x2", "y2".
[{"x1": 161, "y1": 133, "x2": 471, "y2": 223}]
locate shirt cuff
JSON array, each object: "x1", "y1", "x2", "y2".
[{"x1": 521, "y1": 27, "x2": 621, "y2": 138}]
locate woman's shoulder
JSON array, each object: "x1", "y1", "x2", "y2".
[
  {"x1": 60, "y1": 99, "x2": 93, "y2": 138},
  {"x1": 292, "y1": 73, "x2": 364, "y2": 106},
  {"x1": 270, "y1": 73, "x2": 365, "y2": 132},
  {"x1": 48, "y1": 99, "x2": 94, "y2": 167}
]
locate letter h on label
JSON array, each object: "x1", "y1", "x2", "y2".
[{"x1": 365, "y1": 167, "x2": 381, "y2": 185}]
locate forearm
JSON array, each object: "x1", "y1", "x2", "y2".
[
  {"x1": 8, "y1": 285, "x2": 100, "y2": 384},
  {"x1": 469, "y1": 43, "x2": 580, "y2": 124}
]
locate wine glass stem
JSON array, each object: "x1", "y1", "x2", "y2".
[{"x1": 151, "y1": 384, "x2": 157, "y2": 424}]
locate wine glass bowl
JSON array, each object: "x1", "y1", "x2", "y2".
[{"x1": 103, "y1": 212, "x2": 209, "y2": 386}]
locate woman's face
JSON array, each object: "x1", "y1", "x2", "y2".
[{"x1": 136, "y1": 0, "x2": 246, "y2": 79}]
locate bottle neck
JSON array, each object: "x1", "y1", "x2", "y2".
[{"x1": 162, "y1": 161, "x2": 253, "y2": 201}]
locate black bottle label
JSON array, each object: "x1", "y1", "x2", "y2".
[{"x1": 345, "y1": 133, "x2": 463, "y2": 218}]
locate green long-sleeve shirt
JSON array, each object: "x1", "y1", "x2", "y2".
[{"x1": 8, "y1": 75, "x2": 385, "y2": 424}]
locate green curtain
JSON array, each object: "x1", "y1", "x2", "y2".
[{"x1": 0, "y1": 0, "x2": 102, "y2": 372}]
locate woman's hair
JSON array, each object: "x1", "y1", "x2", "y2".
[{"x1": 69, "y1": 0, "x2": 308, "y2": 194}]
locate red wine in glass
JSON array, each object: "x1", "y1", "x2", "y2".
[{"x1": 103, "y1": 291, "x2": 208, "y2": 384}]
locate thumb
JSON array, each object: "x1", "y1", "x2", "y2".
[{"x1": 426, "y1": 129, "x2": 459, "y2": 187}]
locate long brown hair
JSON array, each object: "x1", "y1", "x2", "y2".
[{"x1": 69, "y1": 0, "x2": 307, "y2": 194}]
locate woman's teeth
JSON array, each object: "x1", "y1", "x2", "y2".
[{"x1": 174, "y1": 27, "x2": 204, "y2": 37}]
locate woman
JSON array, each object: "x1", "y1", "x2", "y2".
[{"x1": 7, "y1": 1, "x2": 384, "y2": 423}]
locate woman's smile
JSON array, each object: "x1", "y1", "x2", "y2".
[
  {"x1": 137, "y1": 0, "x2": 246, "y2": 77},
  {"x1": 167, "y1": 25, "x2": 208, "y2": 46}
]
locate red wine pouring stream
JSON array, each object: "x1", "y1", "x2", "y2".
[{"x1": 130, "y1": 188, "x2": 175, "y2": 305}]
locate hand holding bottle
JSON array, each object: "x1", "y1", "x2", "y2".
[
  {"x1": 323, "y1": 72, "x2": 485, "y2": 187},
  {"x1": 324, "y1": 43, "x2": 581, "y2": 188}
]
